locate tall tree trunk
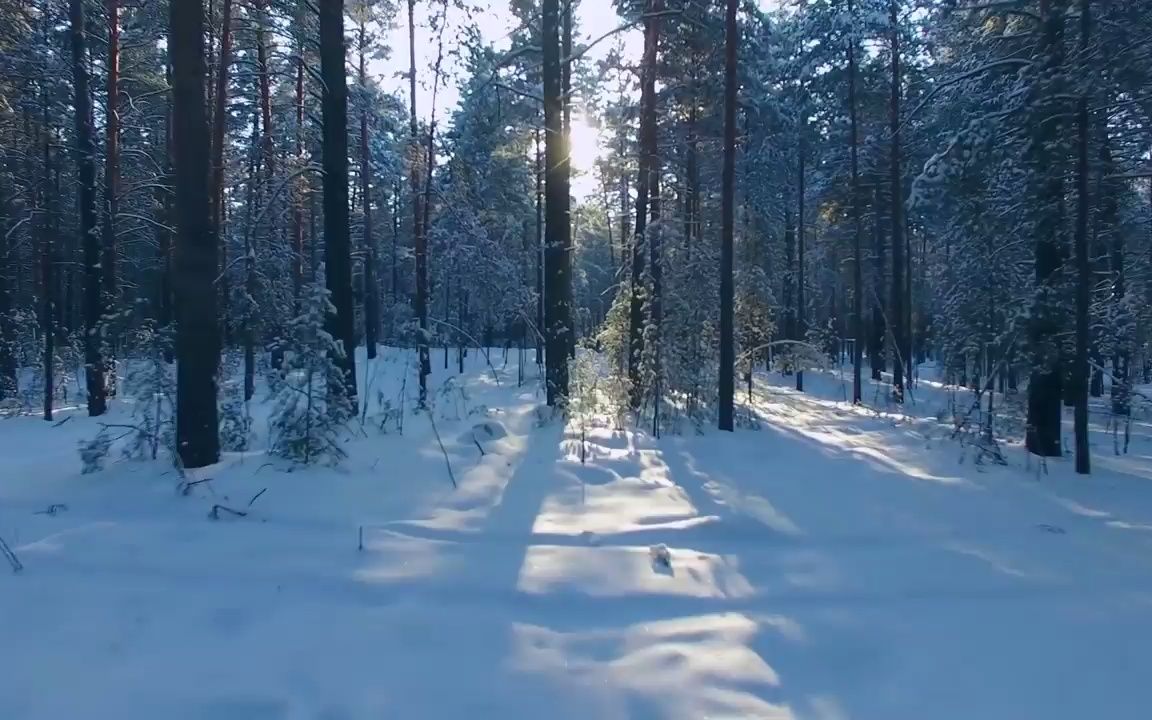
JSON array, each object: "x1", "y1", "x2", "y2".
[
  {"x1": 255, "y1": 0, "x2": 274, "y2": 182},
  {"x1": 359, "y1": 22, "x2": 379, "y2": 360},
  {"x1": 797, "y1": 115, "x2": 806, "y2": 392},
  {"x1": 243, "y1": 89, "x2": 259, "y2": 402},
  {"x1": 158, "y1": 62, "x2": 174, "y2": 359},
  {"x1": 320, "y1": 0, "x2": 358, "y2": 403},
  {"x1": 209, "y1": 0, "x2": 232, "y2": 224},
  {"x1": 102, "y1": 0, "x2": 120, "y2": 396},
  {"x1": 562, "y1": 0, "x2": 575, "y2": 359},
  {"x1": 542, "y1": 0, "x2": 570, "y2": 404},
  {"x1": 392, "y1": 179, "x2": 400, "y2": 302},
  {"x1": 171, "y1": 0, "x2": 221, "y2": 468},
  {"x1": 628, "y1": 0, "x2": 660, "y2": 409},
  {"x1": 70, "y1": 0, "x2": 107, "y2": 417},
  {"x1": 784, "y1": 200, "x2": 795, "y2": 376},
  {"x1": 211, "y1": 0, "x2": 233, "y2": 347},
  {"x1": 870, "y1": 185, "x2": 886, "y2": 381},
  {"x1": 0, "y1": 178, "x2": 15, "y2": 399},
  {"x1": 41, "y1": 116, "x2": 55, "y2": 421},
  {"x1": 847, "y1": 0, "x2": 864, "y2": 405},
  {"x1": 889, "y1": 0, "x2": 906, "y2": 402},
  {"x1": 1102, "y1": 139, "x2": 1127, "y2": 418},
  {"x1": 408, "y1": 0, "x2": 430, "y2": 402},
  {"x1": 1072, "y1": 0, "x2": 1091, "y2": 473},
  {"x1": 649, "y1": 144, "x2": 663, "y2": 432},
  {"x1": 718, "y1": 0, "x2": 737, "y2": 431},
  {"x1": 293, "y1": 52, "x2": 305, "y2": 305},
  {"x1": 1025, "y1": 0, "x2": 1068, "y2": 458},
  {"x1": 535, "y1": 128, "x2": 544, "y2": 366}
]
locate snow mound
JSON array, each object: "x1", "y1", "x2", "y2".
[
  {"x1": 463, "y1": 420, "x2": 511, "y2": 455},
  {"x1": 649, "y1": 543, "x2": 671, "y2": 569}
]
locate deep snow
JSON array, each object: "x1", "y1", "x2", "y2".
[{"x1": 4, "y1": 349, "x2": 1152, "y2": 719}]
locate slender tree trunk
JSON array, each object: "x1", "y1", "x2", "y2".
[
  {"x1": 1025, "y1": 0, "x2": 1068, "y2": 458},
  {"x1": 784, "y1": 200, "x2": 795, "y2": 375},
  {"x1": 871, "y1": 185, "x2": 886, "y2": 380},
  {"x1": 847, "y1": 0, "x2": 864, "y2": 405},
  {"x1": 535, "y1": 128, "x2": 544, "y2": 366},
  {"x1": 255, "y1": 0, "x2": 274, "y2": 182},
  {"x1": 208, "y1": 0, "x2": 230, "y2": 231},
  {"x1": 0, "y1": 189, "x2": 13, "y2": 400},
  {"x1": 391, "y1": 179, "x2": 400, "y2": 303},
  {"x1": 243, "y1": 92, "x2": 260, "y2": 402},
  {"x1": 41, "y1": 119, "x2": 55, "y2": 421},
  {"x1": 719, "y1": 0, "x2": 737, "y2": 431},
  {"x1": 1072, "y1": 0, "x2": 1091, "y2": 473},
  {"x1": 158, "y1": 62, "x2": 174, "y2": 360},
  {"x1": 797, "y1": 116, "x2": 806, "y2": 392},
  {"x1": 628, "y1": 0, "x2": 660, "y2": 409},
  {"x1": 293, "y1": 53, "x2": 305, "y2": 305},
  {"x1": 684, "y1": 39, "x2": 698, "y2": 255},
  {"x1": 171, "y1": 0, "x2": 221, "y2": 468},
  {"x1": 211, "y1": 0, "x2": 233, "y2": 347},
  {"x1": 102, "y1": 0, "x2": 120, "y2": 396},
  {"x1": 889, "y1": 0, "x2": 906, "y2": 402},
  {"x1": 649, "y1": 145, "x2": 663, "y2": 432},
  {"x1": 542, "y1": 0, "x2": 570, "y2": 404},
  {"x1": 70, "y1": 0, "x2": 106, "y2": 417},
  {"x1": 562, "y1": 0, "x2": 575, "y2": 359},
  {"x1": 408, "y1": 0, "x2": 430, "y2": 402},
  {"x1": 1102, "y1": 139, "x2": 1127, "y2": 418},
  {"x1": 359, "y1": 22, "x2": 379, "y2": 360},
  {"x1": 320, "y1": 0, "x2": 358, "y2": 403}
]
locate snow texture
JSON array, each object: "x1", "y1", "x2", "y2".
[{"x1": 3, "y1": 349, "x2": 1152, "y2": 719}]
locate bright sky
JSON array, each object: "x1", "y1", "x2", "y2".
[
  {"x1": 371, "y1": 0, "x2": 639, "y2": 199},
  {"x1": 373, "y1": 0, "x2": 641, "y2": 119}
]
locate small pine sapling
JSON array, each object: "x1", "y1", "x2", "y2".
[{"x1": 267, "y1": 279, "x2": 353, "y2": 464}]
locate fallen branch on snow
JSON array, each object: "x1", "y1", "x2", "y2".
[
  {"x1": 209, "y1": 504, "x2": 248, "y2": 520},
  {"x1": 0, "y1": 533, "x2": 23, "y2": 573}
]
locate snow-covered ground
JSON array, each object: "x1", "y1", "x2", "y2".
[{"x1": 4, "y1": 349, "x2": 1152, "y2": 719}]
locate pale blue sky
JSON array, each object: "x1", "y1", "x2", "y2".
[{"x1": 371, "y1": 0, "x2": 641, "y2": 122}]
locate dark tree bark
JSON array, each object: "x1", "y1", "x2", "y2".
[
  {"x1": 320, "y1": 0, "x2": 358, "y2": 403},
  {"x1": 1101, "y1": 139, "x2": 1127, "y2": 418},
  {"x1": 210, "y1": 0, "x2": 232, "y2": 237},
  {"x1": 70, "y1": 0, "x2": 107, "y2": 417},
  {"x1": 535, "y1": 128, "x2": 544, "y2": 366},
  {"x1": 42, "y1": 124, "x2": 55, "y2": 422},
  {"x1": 628, "y1": 0, "x2": 659, "y2": 410},
  {"x1": 1025, "y1": 0, "x2": 1068, "y2": 458},
  {"x1": 157, "y1": 62, "x2": 175, "y2": 355},
  {"x1": 243, "y1": 88, "x2": 259, "y2": 402},
  {"x1": 102, "y1": 0, "x2": 120, "y2": 395},
  {"x1": 170, "y1": 0, "x2": 221, "y2": 468},
  {"x1": 649, "y1": 142, "x2": 663, "y2": 433},
  {"x1": 783, "y1": 200, "x2": 795, "y2": 376},
  {"x1": 0, "y1": 180, "x2": 15, "y2": 400},
  {"x1": 889, "y1": 0, "x2": 906, "y2": 402},
  {"x1": 211, "y1": 0, "x2": 233, "y2": 346},
  {"x1": 292, "y1": 52, "x2": 305, "y2": 305},
  {"x1": 719, "y1": 0, "x2": 737, "y2": 431},
  {"x1": 562, "y1": 0, "x2": 575, "y2": 359},
  {"x1": 408, "y1": 0, "x2": 430, "y2": 402},
  {"x1": 797, "y1": 114, "x2": 806, "y2": 392},
  {"x1": 870, "y1": 185, "x2": 886, "y2": 381},
  {"x1": 1072, "y1": 0, "x2": 1091, "y2": 473},
  {"x1": 359, "y1": 21, "x2": 379, "y2": 360},
  {"x1": 847, "y1": 0, "x2": 864, "y2": 405},
  {"x1": 542, "y1": 0, "x2": 570, "y2": 404}
]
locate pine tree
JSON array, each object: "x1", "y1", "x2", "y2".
[
  {"x1": 171, "y1": 0, "x2": 220, "y2": 468},
  {"x1": 269, "y1": 278, "x2": 352, "y2": 464}
]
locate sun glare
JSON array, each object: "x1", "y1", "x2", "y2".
[{"x1": 569, "y1": 113, "x2": 604, "y2": 201}]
